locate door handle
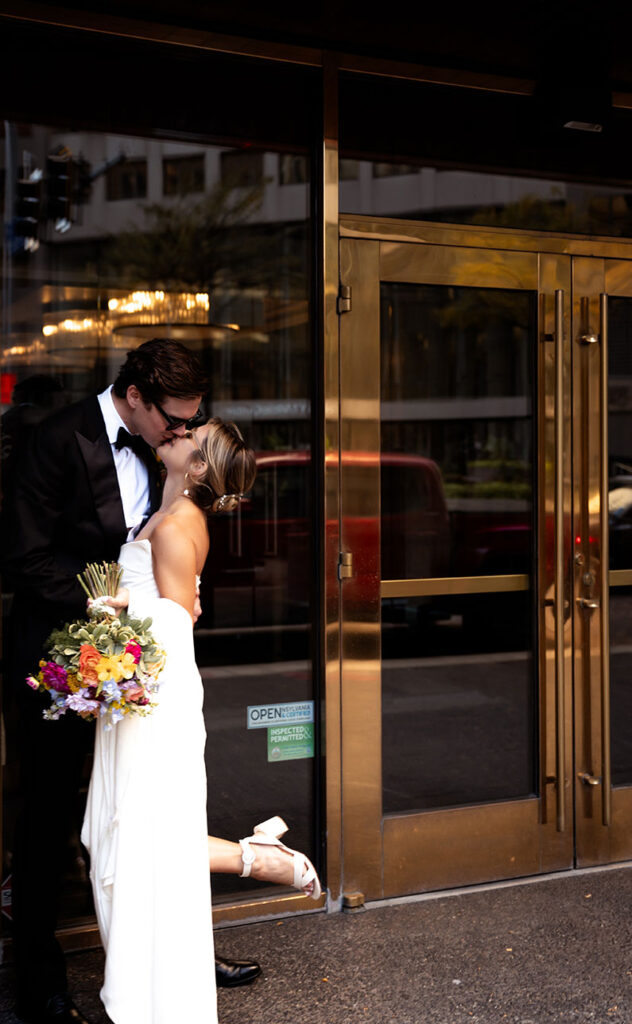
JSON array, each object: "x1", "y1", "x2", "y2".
[
  {"x1": 553, "y1": 288, "x2": 566, "y2": 832},
  {"x1": 577, "y1": 597, "x2": 599, "y2": 610},
  {"x1": 599, "y1": 292, "x2": 612, "y2": 827},
  {"x1": 578, "y1": 771, "x2": 600, "y2": 787}
]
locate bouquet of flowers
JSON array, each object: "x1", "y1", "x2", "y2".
[{"x1": 26, "y1": 562, "x2": 166, "y2": 728}]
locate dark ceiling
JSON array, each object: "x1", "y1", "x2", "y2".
[{"x1": 7, "y1": 0, "x2": 632, "y2": 89}]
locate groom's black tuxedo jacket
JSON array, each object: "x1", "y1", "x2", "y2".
[{"x1": 5, "y1": 394, "x2": 162, "y2": 681}]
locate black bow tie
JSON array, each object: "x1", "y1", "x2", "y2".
[{"x1": 115, "y1": 427, "x2": 148, "y2": 459}]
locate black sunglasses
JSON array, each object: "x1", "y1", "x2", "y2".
[{"x1": 154, "y1": 400, "x2": 205, "y2": 432}]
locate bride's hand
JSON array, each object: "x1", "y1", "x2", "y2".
[{"x1": 87, "y1": 587, "x2": 130, "y2": 615}]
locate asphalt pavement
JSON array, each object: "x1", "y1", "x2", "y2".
[{"x1": 1, "y1": 864, "x2": 630, "y2": 1024}]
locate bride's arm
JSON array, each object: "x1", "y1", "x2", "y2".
[{"x1": 150, "y1": 518, "x2": 198, "y2": 620}]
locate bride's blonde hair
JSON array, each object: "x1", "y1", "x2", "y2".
[{"x1": 186, "y1": 417, "x2": 256, "y2": 515}]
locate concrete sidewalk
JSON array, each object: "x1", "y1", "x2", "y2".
[{"x1": 1, "y1": 865, "x2": 630, "y2": 1023}]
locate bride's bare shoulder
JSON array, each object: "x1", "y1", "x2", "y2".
[{"x1": 151, "y1": 504, "x2": 208, "y2": 570}]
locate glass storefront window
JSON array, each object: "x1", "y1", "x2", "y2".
[
  {"x1": 339, "y1": 72, "x2": 632, "y2": 237},
  {"x1": 1, "y1": 103, "x2": 317, "y2": 919},
  {"x1": 341, "y1": 161, "x2": 632, "y2": 237}
]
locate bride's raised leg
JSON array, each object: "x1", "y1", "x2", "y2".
[
  {"x1": 207, "y1": 818, "x2": 321, "y2": 899},
  {"x1": 207, "y1": 836, "x2": 243, "y2": 874}
]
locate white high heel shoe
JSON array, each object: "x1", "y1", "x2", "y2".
[{"x1": 239, "y1": 816, "x2": 322, "y2": 900}]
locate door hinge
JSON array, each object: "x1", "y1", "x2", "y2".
[
  {"x1": 338, "y1": 551, "x2": 353, "y2": 580},
  {"x1": 337, "y1": 283, "x2": 352, "y2": 314}
]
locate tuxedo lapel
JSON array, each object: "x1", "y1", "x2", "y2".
[{"x1": 75, "y1": 401, "x2": 127, "y2": 544}]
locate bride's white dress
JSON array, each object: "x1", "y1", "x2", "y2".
[{"x1": 81, "y1": 539, "x2": 217, "y2": 1024}]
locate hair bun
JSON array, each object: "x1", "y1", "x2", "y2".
[{"x1": 212, "y1": 493, "x2": 242, "y2": 514}]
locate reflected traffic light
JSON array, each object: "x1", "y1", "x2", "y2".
[
  {"x1": 15, "y1": 170, "x2": 42, "y2": 252},
  {"x1": 46, "y1": 147, "x2": 73, "y2": 233}
]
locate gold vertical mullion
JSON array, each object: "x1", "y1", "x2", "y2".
[
  {"x1": 538, "y1": 252, "x2": 573, "y2": 872},
  {"x1": 339, "y1": 236, "x2": 383, "y2": 900},
  {"x1": 322, "y1": 54, "x2": 342, "y2": 906},
  {"x1": 554, "y1": 287, "x2": 566, "y2": 832},
  {"x1": 572, "y1": 257, "x2": 609, "y2": 867}
]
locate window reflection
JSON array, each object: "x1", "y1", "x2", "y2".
[
  {"x1": 608, "y1": 296, "x2": 632, "y2": 788},
  {"x1": 279, "y1": 154, "x2": 308, "y2": 185},
  {"x1": 611, "y1": 588, "x2": 632, "y2": 786},
  {"x1": 162, "y1": 155, "x2": 206, "y2": 196},
  {"x1": 106, "y1": 159, "x2": 148, "y2": 201},
  {"x1": 220, "y1": 149, "x2": 265, "y2": 187},
  {"x1": 380, "y1": 278, "x2": 536, "y2": 814},
  {"x1": 608, "y1": 297, "x2": 632, "y2": 571},
  {"x1": 1, "y1": 123, "x2": 315, "y2": 909},
  {"x1": 381, "y1": 282, "x2": 535, "y2": 580},
  {"x1": 341, "y1": 161, "x2": 632, "y2": 238},
  {"x1": 382, "y1": 593, "x2": 535, "y2": 813}
]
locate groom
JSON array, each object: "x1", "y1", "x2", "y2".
[{"x1": 5, "y1": 339, "x2": 260, "y2": 1024}]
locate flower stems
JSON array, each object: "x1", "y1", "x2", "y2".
[{"x1": 77, "y1": 562, "x2": 123, "y2": 600}]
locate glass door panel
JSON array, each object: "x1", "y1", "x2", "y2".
[
  {"x1": 380, "y1": 280, "x2": 537, "y2": 815},
  {"x1": 608, "y1": 296, "x2": 632, "y2": 790}
]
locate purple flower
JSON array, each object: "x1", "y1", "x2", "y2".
[
  {"x1": 65, "y1": 692, "x2": 100, "y2": 715},
  {"x1": 41, "y1": 661, "x2": 70, "y2": 693},
  {"x1": 43, "y1": 706, "x2": 66, "y2": 720}
]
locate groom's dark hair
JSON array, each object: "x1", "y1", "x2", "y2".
[{"x1": 113, "y1": 338, "x2": 208, "y2": 404}]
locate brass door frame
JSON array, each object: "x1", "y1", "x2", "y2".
[{"x1": 338, "y1": 216, "x2": 632, "y2": 901}]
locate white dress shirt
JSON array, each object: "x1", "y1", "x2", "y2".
[{"x1": 98, "y1": 386, "x2": 151, "y2": 540}]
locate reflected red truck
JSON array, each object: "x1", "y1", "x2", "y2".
[{"x1": 198, "y1": 450, "x2": 451, "y2": 629}]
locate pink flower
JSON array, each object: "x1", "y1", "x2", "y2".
[
  {"x1": 124, "y1": 642, "x2": 142, "y2": 664},
  {"x1": 25, "y1": 675, "x2": 41, "y2": 691},
  {"x1": 122, "y1": 682, "x2": 145, "y2": 703},
  {"x1": 41, "y1": 661, "x2": 70, "y2": 693}
]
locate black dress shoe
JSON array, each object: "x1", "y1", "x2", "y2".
[
  {"x1": 215, "y1": 954, "x2": 261, "y2": 988},
  {"x1": 18, "y1": 994, "x2": 93, "y2": 1024}
]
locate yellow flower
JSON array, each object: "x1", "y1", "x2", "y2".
[
  {"x1": 118, "y1": 652, "x2": 137, "y2": 679},
  {"x1": 97, "y1": 652, "x2": 137, "y2": 684},
  {"x1": 97, "y1": 656, "x2": 122, "y2": 683}
]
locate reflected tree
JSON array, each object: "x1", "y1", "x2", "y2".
[
  {"x1": 468, "y1": 191, "x2": 632, "y2": 237},
  {"x1": 105, "y1": 179, "x2": 272, "y2": 299}
]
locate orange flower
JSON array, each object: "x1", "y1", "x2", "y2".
[{"x1": 79, "y1": 644, "x2": 101, "y2": 683}]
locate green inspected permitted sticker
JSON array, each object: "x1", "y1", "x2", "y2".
[{"x1": 267, "y1": 723, "x2": 314, "y2": 762}]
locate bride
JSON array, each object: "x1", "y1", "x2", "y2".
[{"x1": 81, "y1": 418, "x2": 320, "y2": 1024}]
